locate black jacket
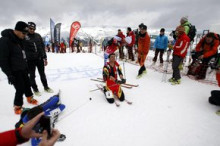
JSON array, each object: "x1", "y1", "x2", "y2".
[
  {"x1": 0, "y1": 29, "x2": 28, "y2": 76},
  {"x1": 24, "y1": 33, "x2": 46, "y2": 61}
]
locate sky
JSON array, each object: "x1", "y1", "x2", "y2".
[{"x1": 0, "y1": 0, "x2": 220, "y2": 35}]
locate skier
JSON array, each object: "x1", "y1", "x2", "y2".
[
  {"x1": 137, "y1": 24, "x2": 150, "y2": 78},
  {"x1": 117, "y1": 29, "x2": 125, "y2": 60},
  {"x1": 169, "y1": 26, "x2": 190, "y2": 85},
  {"x1": 102, "y1": 53, "x2": 126, "y2": 103},
  {"x1": 126, "y1": 27, "x2": 135, "y2": 61},
  {"x1": 24, "y1": 22, "x2": 53, "y2": 96},
  {"x1": 152, "y1": 28, "x2": 168, "y2": 67},
  {"x1": 0, "y1": 21, "x2": 38, "y2": 114}
]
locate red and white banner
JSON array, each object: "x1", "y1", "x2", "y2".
[{"x1": 69, "y1": 21, "x2": 81, "y2": 48}]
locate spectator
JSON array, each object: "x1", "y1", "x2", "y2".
[
  {"x1": 194, "y1": 32, "x2": 219, "y2": 80},
  {"x1": 137, "y1": 24, "x2": 150, "y2": 78},
  {"x1": 24, "y1": 22, "x2": 53, "y2": 96},
  {"x1": 126, "y1": 27, "x2": 135, "y2": 61},
  {"x1": 152, "y1": 28, "x2": 168, "y2": 66},
  {"x1": 0, "y1": 21, "x2": 38, "y2": 114},
  {"x1": 169, "y1": 26, "x2": 190, "y2": 85}
]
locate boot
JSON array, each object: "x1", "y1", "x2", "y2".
[
  {"x1": 27, "y1": 96, "x2": 38, "y2": 105},
  {"x1": 14, "y1": 106, "x2": 23, "y2": 115}
]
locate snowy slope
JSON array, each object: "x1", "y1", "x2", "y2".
[{"x1": 0, "y1": 51, "x2": 220, "y2": 146}]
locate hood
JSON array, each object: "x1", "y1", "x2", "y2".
[
  {"x1": 1, "y1": 29, "x2": 21, "y2": 43},
  {"x1": 1, "y1": 29, "x2": 14, "y2": 38}
]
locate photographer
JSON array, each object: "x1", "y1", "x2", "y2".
[{"x1": 0, "y1": 113, "x2": 60, "y2": 146}]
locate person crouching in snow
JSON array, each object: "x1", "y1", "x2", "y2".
[
  {"x1": 169, "y1": 26, "x2": 190, "y2": 85},
  {"x1": 102, "y1": 53, "x2": 126, "y2": 103},
  {"x1": 137, "y1": 24, "x2": 150, "y2": 78},
  {"x1": 104, "y1": 38, "x2": 119, "y2": 65}
]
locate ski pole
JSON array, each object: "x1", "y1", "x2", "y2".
[
  {"x1": 57, "y1": 98, "x2": 92, "y2": 124},
  {"x1": 123, "y1": 60, "x2": 126, "y2": 79}
]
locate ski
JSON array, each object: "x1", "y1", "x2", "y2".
[
  {"x1": 96, "y1": 78, "x2": 139, "y2": 87},
  {"x1": 114, "y1": 101, "x2": 120, "y2": 107},
  {"x1": 96, "y1": 84, "x2": 120, "y2": 107},
  {"x1": 91, "y1": 78, "x2": 133, "y2": 89},
  {"x1": 125, "y1": 99, "x2": 132, "y2": 105}
]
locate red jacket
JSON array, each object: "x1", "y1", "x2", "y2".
[
  {"x1": 117, "y1": 32, "x2": 125, "y2": 46},
  {"x1": 173, "y1": 33, "x2": 190, "y2": 58},
  {"x1": 195, "y1": 34, "x2": 219, "y2": 58},
  {"x1": 105, "y1": 43, "x2": 118, "y2": 54},
  {"x1": 0, "y1": 128, "x2": 29, "y2": 146},
  {"x1": 127, "y1": 31, "x2": 135, "y2": 47}
]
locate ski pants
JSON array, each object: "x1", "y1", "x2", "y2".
[
  {"x1": 28, "y1": 59, "x2": 48, "y2": 91},
  {"x1": 12, "y1": 70, "x2": 33, "y2": 106},
  {"x1": 153, "y1": 49, "x2": 165, "y2": 63},
  {"x1": 172, "y1": 55, "x2": 183, "y2": 80}
]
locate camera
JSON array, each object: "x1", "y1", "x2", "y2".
[{"x1": 33, "y1": 115, "x2": 52, "y2": 139}]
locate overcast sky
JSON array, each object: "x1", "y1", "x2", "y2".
[{"x1": 0, "y1": 0, "x2": 220, "y2": 34}]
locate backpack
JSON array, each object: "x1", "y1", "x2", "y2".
[{"x1": 186, "y1": 24, "x2": 197, "y2": 42}]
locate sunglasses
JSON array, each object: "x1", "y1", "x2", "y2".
[{"x1": 29, "y1": 28, "x2": 36, "y2": 31}]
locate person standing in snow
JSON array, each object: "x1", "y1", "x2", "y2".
[
  {"x1": 180, "y1": 16, "x2": 190, "y2": 35},
  {"x1": 126, "y1": 27, "x2": 135, "y2": 61},
  {"x1": 117, "y1": 29, "x2": 125, "y2": 60},
  {"x1": 24, "y1": 22, "x2": 53, "y2": 96},
  {"x1": 169, "y1": 26, "x2": 190, "y2": 85},
  {"x1": 137, "y1": 24, "x2": 150, "y2": 78},
  {"x1": 152, "y1": 28, "x2": 168, "y2": 66},
  {"x1": 102, "y1": 53, "x2": 126, "y2": 103},
  {"x1": 0, "y1": 21, "x2": 38, "y2": 114}
]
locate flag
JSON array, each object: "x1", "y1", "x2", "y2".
[
  {"x1": 54, "y1": 23, "x2": 62, "y2": 44},
  {"x1": 69, "y1": 21, "x2": 81, "y2": 48},
  {"x1": 50, "y1": 18, "x2": 55, "y2": 43}
]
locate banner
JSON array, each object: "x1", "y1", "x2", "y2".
[
  {"x1": 50, "y1": 18, "x2": 55, "y2": 43},
  {"x1": 54, "y1": 23, "x2": 62, "y2": 44},
  {"x1": 69, "y1": 21, "x2": 81, "y2": 48}
]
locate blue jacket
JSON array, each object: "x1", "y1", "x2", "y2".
[{"x1": 153, "y1": 35, "x2": 168, "y2": 50}]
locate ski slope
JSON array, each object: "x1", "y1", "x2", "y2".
[{"x1": 0, "y1": 52, "x2": 220, "y2": 146}]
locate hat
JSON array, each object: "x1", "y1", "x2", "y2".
[
  {"x1": 140, "y1": 25, "x2": 147, "y2": 30},
  {"x1": 15, "y1": 21, "x2": 29, "y2": 33},
  {"x1": 160, "y1": 28, "x2": 165, "y2": 32},
  {"x1": 28, "y1": 22, "x2": 36, "y2": 29},
  {"x1": 181, "y1": 16, "x2": 188, "y2": 22},
  {"x1": 138, "y1": 23, "x2": 144, "y2": 28}
]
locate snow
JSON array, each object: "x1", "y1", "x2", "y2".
[{"x1": 0, "y1": 51, "x2": 220, "y2": 146}]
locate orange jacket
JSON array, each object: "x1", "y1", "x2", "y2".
[
  {"x1": 138, "y1": 33, "x2": 150, "y2": 55},
  {"x1": 195, "y1": 34, "x2": 219, "y2": 58}
]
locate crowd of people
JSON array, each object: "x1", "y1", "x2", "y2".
[{"x1": 46, "y1": 38, "x2": 93, "y2": 53}]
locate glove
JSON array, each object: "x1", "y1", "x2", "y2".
[
  {"x1": 8, "y1": 75, "x2": 15, "y2": 85},
  {"x1": 117, "y1": 79, "x2": 126, "y2": 84}
]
